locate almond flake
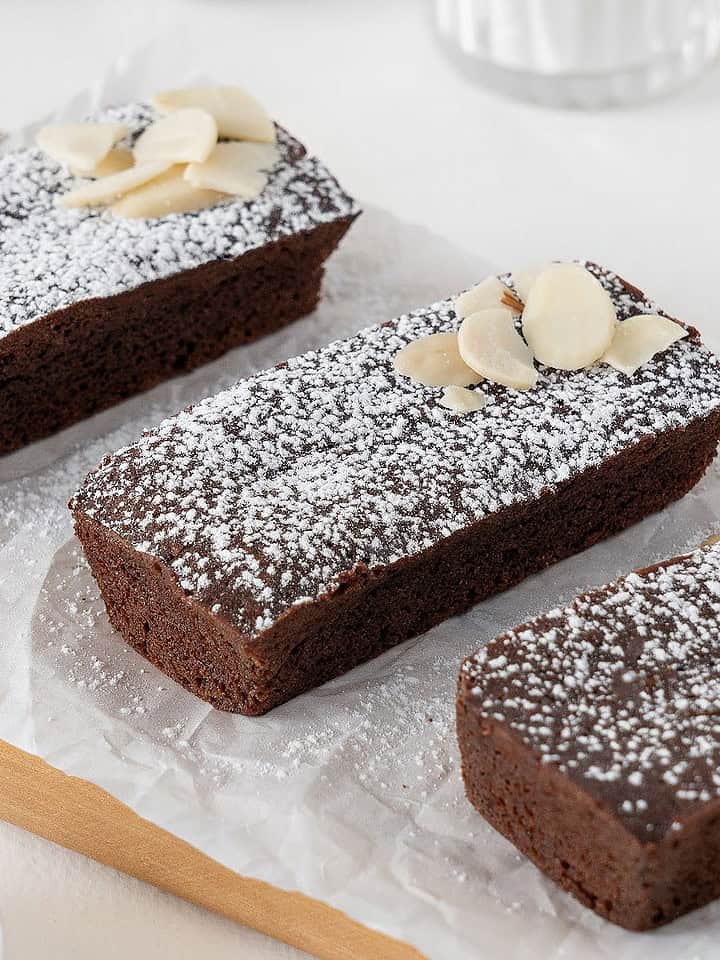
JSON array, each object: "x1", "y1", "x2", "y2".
[
  {"x1": 522, "y1": 263, "x2": 616, "y2": 370},
  {"x1": 111, "y1": 166, "x2": 225, "y2": 218},
  {"x1": 438, "y1": 385, "x2": 487, "y2": 413},
  {"x1": 36, "y1": 121, "x2": 128, "y2": 171},
  {"x1": 512, "y1": 267, "x2": 544, "y2": 304},
  {"x1": 454, "y1": 276, "x2": 520, "y2": 319},
  {"x1": 458, "y1": 308, "x2": 537, "y2": 390},
  {"x1": 184, "y1": 142, "x2": 278, "y2": 198},
  {"x1": 133, "y1": 108, "x2": 217, "y2": 165},
  {"x1": 71, "y1": 147, "x2": 134, "y2": 179},
  {"x1": 59, "y1": 160, "x2": 172, "y2": 208},
  {"x1": 153, "y1": 86, "x2": 276, "y2": 143},
  {"x1": 602, "y1": 313, "x2": 687, "y2": 376},
  {"x1": 393, "y1": 331, "x2": 478, "y2": 387}
]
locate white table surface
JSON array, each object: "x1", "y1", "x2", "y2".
[{"x1": 2, "y1": 1, "x2": 719, "y2": 957}]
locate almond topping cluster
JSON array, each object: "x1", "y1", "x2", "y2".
[
  {"x1": 393, "y1": 263, "x2": 687, "y2": 414},
  {"x1": 36, "y1": 86, "x2": 278, "y2": 219}
]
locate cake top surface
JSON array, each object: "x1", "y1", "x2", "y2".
[
  {"x1": 461, "y1": 543, "x2": 720, "y2": 840},
  {"x1": 0, "y1": 102, "x2": 357, "y2": 339},
  {"x1": 73, "y1": 264, "x2": 720, "y2": 649}
]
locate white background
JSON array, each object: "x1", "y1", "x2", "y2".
[{"x1": 2, "y1": 0, "x2": 719, "y2": 957}]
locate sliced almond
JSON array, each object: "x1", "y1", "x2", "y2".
[
  {"x1": 70, "y1": 147, "x2": 134, "y2": 179},
  {"x1": 701, "y1": 533, "x2": 720, "y2": 549},
  {"x1": 393, "y1": 331, "x2": 478, "y2": 387},
  {"x1": 36, "y1": 121, "x2": 128, "y2": 171},
  {"x1": 153, "y1": 85, "x2": 276, "y2": 143},
  {"x1": 438, "y1": 385, "x2": 487, "y2": 413},
  {"x1": 522, "y1": 263, "x2": 616, "y2": 371},
  {"x1": 59, "y1": 160, "x2": 172, "y2": 208},
  {"x1": 111, "y1": 166, "x2": 225, "y2": 218},
  {"x1": 458, "y1": 308, "x2": 537, "y2": 391},
  {"x1": 454, "y1": 276, "x2": 521, "y2": 319},
  {"x1": 602, "y1": 313, "x2": 687, "y2": 376},
  {"x1": 512, "y1": 267, "x2": 543, "y2": 304},
  {"x1": 184, "y1": 142, "x2": 278, "y2": 199},
  {"x1": 133, "y1": 108, "x2": 217, "y2": 165}
]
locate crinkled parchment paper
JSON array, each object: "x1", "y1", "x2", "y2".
[{"x1": 2, "y1": 52, "x2": 720, "y2": 960}]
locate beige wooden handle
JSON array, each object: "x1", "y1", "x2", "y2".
[{"x1": 0, "y1": 739, "x2": 424, "y2": 960}]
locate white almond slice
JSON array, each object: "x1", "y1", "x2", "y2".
[
  {"x1": 602, "y1": 313, "x2": 687, "y2": 376},
  {"x1": 184, "y1": 142, "x2": 278, "y2": 198},
  {"x1": 454, "y1": 276, "x2": 521, "y2": 319},
  {"x1": 70, "y1": 147, "x2": 134, "y2": 179},
  {"x1": 511, "y1": 267, "x2": 544, "y2": 304},
  {"x1": 111, "y1": 167, "x2": 225, "y2": 218},
  {"x1": 59, "y1": 160, "x2": 172, "y2": 208},
  {"x1": 133, "y1": 109, "x2": 217, "y2": 165},
  {"x1": 36, "y1": 121, "x2": 128, "y2": 171},
  {"x1": 438, "y1": 385, "x2": 487, "y2": 413},
  {"x1": 522, "y1": 263, "x2": 617, "y2": 371},
  {"x1": 153, "y1": 85, "x2": 276, "y2": 143},
  {"x1": 393, "y1": 331, "x2": 479, "y2": 387},
  {"x1": 458, "y1": 308, "x2": 537, "y2": 391}
]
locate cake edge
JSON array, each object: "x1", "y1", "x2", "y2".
[
  {"x1": 72, "y1": 405, "x2": 720, "y2": 715},
  {"x1": 0, "y1": 211, "x2": 358, "y2": 453}
]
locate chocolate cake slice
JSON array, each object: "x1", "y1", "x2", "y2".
[
  {"x1": 458, "y1": 542, "x2": 720, "y2": 930},
  {"x1": 0, "y1": 102, "x2": 358, "y2": 453},
  {"x1": 71, "y1": 264, "x2": 720, "y2": 715}
]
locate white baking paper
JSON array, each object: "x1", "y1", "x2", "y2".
[{"x1": 2, "y1": 54, "x2": 720, "y2": 960}]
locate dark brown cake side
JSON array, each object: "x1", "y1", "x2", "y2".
[
  {"x1": 71, "y1": 264, "x2": 720, "y2": 715},
  {"x1": 0, "y1": 216, "x2": 353, "y2": 454},
  {"x1": 1, "y1": 102, "x2": 359, "y2": 454},
  {"x1": 457, "y1": 699, "x2": 720, "y2": 929},
  {"x1": 73, "y1": 409, "x2": 720, "y2": 715},
  {"x1": 458, "y1": 547, "x2": 720, "y2": 930}
]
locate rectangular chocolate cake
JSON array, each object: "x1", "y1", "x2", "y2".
[
  {"x1": 457, "y1": 542, "x2": 720, "y2": 930},
  {"x1": 0, "y1": 102, "x2": 358, "y2": 453},
  {"x1": 71, "y1": 264, "x2": 720, "y2": 715}
]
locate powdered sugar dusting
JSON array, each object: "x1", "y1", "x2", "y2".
[
  {"x1": 73, "y1": 265, "x2": 720, "y2": 642},
  {"x1": 0, "y1": 102, "x2": 357, "y2": 336},
  {"x1": 15, "y1": 199, "x2": 720, "y2": 956},
  {"x1": 462, "y1": 543, "x2": 720, "y2": 837}
]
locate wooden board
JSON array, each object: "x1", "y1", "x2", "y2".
[{"x1": 0, "y1": 738, "x2": 424, "y2": 960}]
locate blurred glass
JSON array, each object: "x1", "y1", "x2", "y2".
[{"x1": 435, "y1": 0, "x2": 720, "y2": 107}]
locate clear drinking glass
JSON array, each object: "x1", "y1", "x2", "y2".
[{"x1": 435, "y1": 0, "x2": 720, "y2": 107}]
